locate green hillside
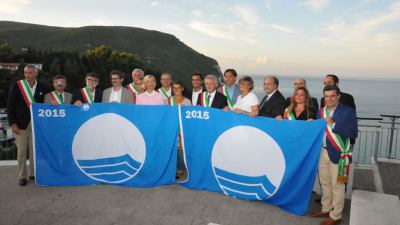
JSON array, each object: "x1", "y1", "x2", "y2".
[{"x1": 0, "y1": 21, "x2": 222, "y2": 84}]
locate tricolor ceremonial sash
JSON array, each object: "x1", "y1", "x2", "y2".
[
  {"x1": 80, "y1": 87, "x2": 94, "y2": 103},
  {"x1": 127, "y1": 83, "x2": 139, "y2": 94},
  {"x1": 220, "y1": 85, "x2": 234, "y2": 109},
  {"x1": 168, "y1": 96, "x2": 177, "y2": 106},
  {"x1": 199, "y1": 92, "x2": 210, "y2": 107},
  {"x1": 284, "y1": 107, "x2": 296, "y2": 120},
  {"x1": 17, "y1": 79, "x2": 36, "y2": 107},
  {"x1": 49, "y1": 91, "x2": 64, "y2": 104},
  {"x1": 159, "y1": 87, "x2": 169, "y2": 100},
  {"x1": 322, "y1": 106, "x2": 352, "y2": 183}
]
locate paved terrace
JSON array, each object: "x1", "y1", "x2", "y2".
[{"x1": 0, "y1": 165, "x2": 351, "y2": 225}]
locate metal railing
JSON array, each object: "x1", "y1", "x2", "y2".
[
  {"x1": 0, "y1": 116, "x2": 17, "y2": 160},
  {"x1": 353, "y1": 115, "x2": 400, "y2": 165}
]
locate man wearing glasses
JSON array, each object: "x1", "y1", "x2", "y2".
[
  {"x1": 72, "y1": 72, "x2": 103, "y2": 105},
  {"x1": 102, "y1": 70, "x2": 134, "y2": 103}
]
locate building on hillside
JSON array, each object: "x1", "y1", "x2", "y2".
[
  {"x1": 0, "y1": 62, "x2": 19, "y2": 71},
  {"x1": 0, "y1": 62, "x2": 43, "y2": 71}
]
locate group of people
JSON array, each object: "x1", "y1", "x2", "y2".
[{"x1": 7, "y1": 65, "x2": 358, "y2": 225}]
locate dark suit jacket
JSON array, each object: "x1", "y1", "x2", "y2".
[
  {"x1": 320, "y1": 91, "x2": 355, "y2": 110},
  {"x1": 320, "y1": 91, "x2": 356, "y2": 144},
  {"x1": 317, "y1": 103, "x2": 358, "y2": 163},
  {"x1": 197, "y1": 91, "x2": 228, "y2": 109},
  {"x1": 259, "y1": 90, "x2": 286, "y2": 118},
  {"x1": 7, "y1": 81, "x2": 49, "y2": 129},
  {"x1": 72, "y1": 87, "x2": 103, "y2": 104}
]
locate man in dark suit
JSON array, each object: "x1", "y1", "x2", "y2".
[
  {"x1": 320, "y1": 74, "x2": 355, "y2": 110},
  {"x1": 258, "y1": 76, "x2": 286, "y2": 118},
  {"x1": 7, "y1": 64, "x2": 49, "y2": 186},
  {"x1": 310, "y1": 84, "x2": 357, "y2": 225},
  {"x1": 72, "y1": 72, "x2": 102, "y2": 105},
  {"x1": 320, "y1": 74, "x2": 356, "y2": 147},
  {"x1": 286, "y1": 78, "x2": 319, "y2": 115},
  {"x1": 197, "y1": 75, "x2": 228, "y2": 109},
  {"x1": 186, "y1": 72, "x2": 204, "y2": 106}
]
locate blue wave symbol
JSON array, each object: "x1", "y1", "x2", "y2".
[
  {"x1": 77, "y1": 154, "x2": 141, "y2": 183},
  {"x1": 214, "y1": 167, "x2": 276, "y2": 200}
]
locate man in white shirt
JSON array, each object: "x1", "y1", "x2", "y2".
[
  {"x1": 187, "y1": 72, "x2": 204, "y2": 105},
  {"x1": 102, "y1": 70, "x2": 134, "y2": 104},
  {"x1": 44, "y1": 75, "x2": 72, "y2": 105}
]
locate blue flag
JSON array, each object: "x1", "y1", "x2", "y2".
[
  {"x1": 179, "y1": 106, "x2": 326, "y2": 215},
  {"x1": 32, "y1": 103, "x2": 179, "y2": 187}
]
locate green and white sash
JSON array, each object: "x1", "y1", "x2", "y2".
[
  {"x1": 322, "y1": 106, "x2": 352, "y2": 184},
  {"x1": 80, "y1": 87, "x2": 94, "y2": 103},
  {"x1": 49, "y1": 91, "x2": 64, "y2": 104},
  {"x1": 159, "y1": 87, "x2": 169, "y2": 100},
  {"x1": 17, "y1": 79, "x2": 36, "y2": 107},
  {"x1": 220, "y1": 85, "x2": 234, "y2": 109},
  {"x1": 168, "y1": 96, "x2": 177, "y2": 106},
  {"x1": 283, "y1": 107, "x2": 296, "y2": 120},
  {"x1": 200, "y1": 92, "x2": 210, "y2": 107},
  {"x1": 127, "y1": 83, "x2": 139, "y2": 94}
]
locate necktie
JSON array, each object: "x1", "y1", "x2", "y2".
[{"x1": 260, "y1": 95, "x2": 269, "y2": 109}]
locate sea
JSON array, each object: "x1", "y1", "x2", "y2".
[{"x1": 250, "y1": 76, "x2": 400, "y2": 118}]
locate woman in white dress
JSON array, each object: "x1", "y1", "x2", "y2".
[{"x1": 232, "y1": 75, "x2": 259, "y2": 117}]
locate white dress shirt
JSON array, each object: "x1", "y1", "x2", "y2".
[
  {"x1": 207, "y1": 90, "x2": 216, "y2": 105},
  {"x1": 109, "y1": 88, "x2": 122, "y2": 103},
  {"x1": 192, "y1": 88, "x2": 203, "y2": 105}
]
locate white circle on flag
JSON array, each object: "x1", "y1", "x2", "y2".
[
  {"x1": 211, "y1": 126, "x2": 286, "y2": 198},
  {"x1": 72, "y1": 113, "x2": 146, "y2": 183}
]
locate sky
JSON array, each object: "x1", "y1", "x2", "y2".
[{"x1": 1, "y1": 0, "x2": 400, "y2": 79}]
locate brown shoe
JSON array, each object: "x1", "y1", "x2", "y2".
[
  {"x1": 309, "y1": 210, "x2": 330, "y2": 217},
  {"x1": 320, "y1": 217, "x2": 341, "y2": 225}
]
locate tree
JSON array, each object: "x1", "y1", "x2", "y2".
[
  {"x1": 0, "y1": 43, "x2": 13, "y2": 60},
  {"x1": 64, "y1": 57, "x2": 82, "y2": 91},
  {"x1": 49, "y1": 57, "x2": 61, "y2": 75},
  {"x1": 83, "y1": 45, "x2": 144, "y2": 86}
]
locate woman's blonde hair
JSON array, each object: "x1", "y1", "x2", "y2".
[{"x1": 143, "y1": 74, "x2": 156, "y2": 90}]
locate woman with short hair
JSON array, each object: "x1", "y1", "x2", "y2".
[
  {"x1": 232, "y1": 75, "x2": 259, "y2": 117},
  {"x1": 136, "y1": 75, "x2": 165, "y2": 105}
]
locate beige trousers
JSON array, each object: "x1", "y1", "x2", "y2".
[
  {"x1": 319, "y1": 148, "x2": 345, "y2": 220},
  {"x1": 13, "y1": 123, "x2": 34, "y2": 179}
]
